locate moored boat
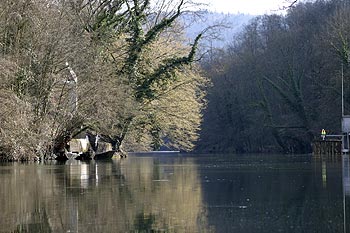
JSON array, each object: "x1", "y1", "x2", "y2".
[{"x1": 94, "y1": 150, "x2": 116, "y2": 160}]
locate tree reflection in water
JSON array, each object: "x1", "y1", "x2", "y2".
[
  {"x1": 1, "y1": 154, "x2": 349, "y2": 233},
  {"x1": 0, "y1": 156, "x2": 211, "y2": 232},
  {"x1": 197, "y1": 154, "x2": 347, "y2": 233}
]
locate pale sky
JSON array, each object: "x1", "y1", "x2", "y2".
[{"x1": 199, "y1": 0, "x2": 289, "y2": 15}]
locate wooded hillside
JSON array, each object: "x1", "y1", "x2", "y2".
[{"x1": 197, "y1": 0, "x2": 350, "y2": 154}]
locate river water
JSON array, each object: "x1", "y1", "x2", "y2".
[{"x1": 0, "y1": 153, "x2": 349, "y2": 233}]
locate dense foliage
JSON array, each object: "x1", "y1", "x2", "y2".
[
  {"x1": 197, "y1": 0, "x2": 350, "y2": 154},
  {"x1": 0, "y1": 0, "x2": 207, "y2": 160}
]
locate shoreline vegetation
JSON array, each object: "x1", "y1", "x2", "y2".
[
  {"x1": 2, "y1": 0, "x2": 350, "y2": 161},
  {"x1": 0, "y1": 0, "x2": 207, "y2": 162}
]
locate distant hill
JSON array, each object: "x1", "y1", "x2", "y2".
[{"x1": 181, "y1": 11, "x2": 255, "y2": 48}]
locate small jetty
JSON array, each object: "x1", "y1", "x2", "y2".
[
  {"x1": 312, "y1": 139, "x2": 342, "y2": 159},
  {"x1": 313, "y1": 75, "x2": 350, "y2": 158},
  {"x1": 313, "y1": 116, "x2": 350, "y2": 158}
]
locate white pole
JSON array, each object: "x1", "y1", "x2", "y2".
[
  {"x1": 65, "y1": 62, "x2": 78, "y2": 113},
  {"x1": 343, "y1": 62, "x2": 344, "y2": 117}
]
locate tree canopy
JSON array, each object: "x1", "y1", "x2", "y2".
[{"x1": 0, "y1": 0, "x2": 207, "y2": 160}]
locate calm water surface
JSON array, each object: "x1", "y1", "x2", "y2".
[{"x1": 0, "y1": 153, "x2": 349, "y2": 233}]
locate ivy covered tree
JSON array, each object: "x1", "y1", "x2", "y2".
[
  {"x1": 0, "y1": 0, "x2": 207, "y2": 160},
  {"x1": 77, "y1": 0, "x2": 206, "y2": 153}
]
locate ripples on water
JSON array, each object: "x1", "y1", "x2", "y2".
[{"x1": 0, "y1": 153, "x2": 349, "y2": 233}]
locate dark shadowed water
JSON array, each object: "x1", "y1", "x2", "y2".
[{"x1": 0, "y1": 153, "x2": 349, "y2": 233}]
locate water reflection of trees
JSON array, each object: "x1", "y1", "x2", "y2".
[
  {"x1": 122, "y1": 157, "x2": 211, "y2": 232},
  {"x1": 0, "y1": 157, "x2": 211, "y2": 232},
  {"x1": 200, "y1": 156, "x2": 345, "y2": 233}
]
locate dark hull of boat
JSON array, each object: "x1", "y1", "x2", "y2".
[
  {"x1": 55, "y1": 152, "x2": 93, "y2": 161},
  {"x1": 55, "y1": 152, "x2": 78, "y2": 161},
  {"x1": 94, "y1": 150, "x2": 115, "y2": 160},
  {"x1": 76, "y1": 152, "x2": 93, "y2": 160}
]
